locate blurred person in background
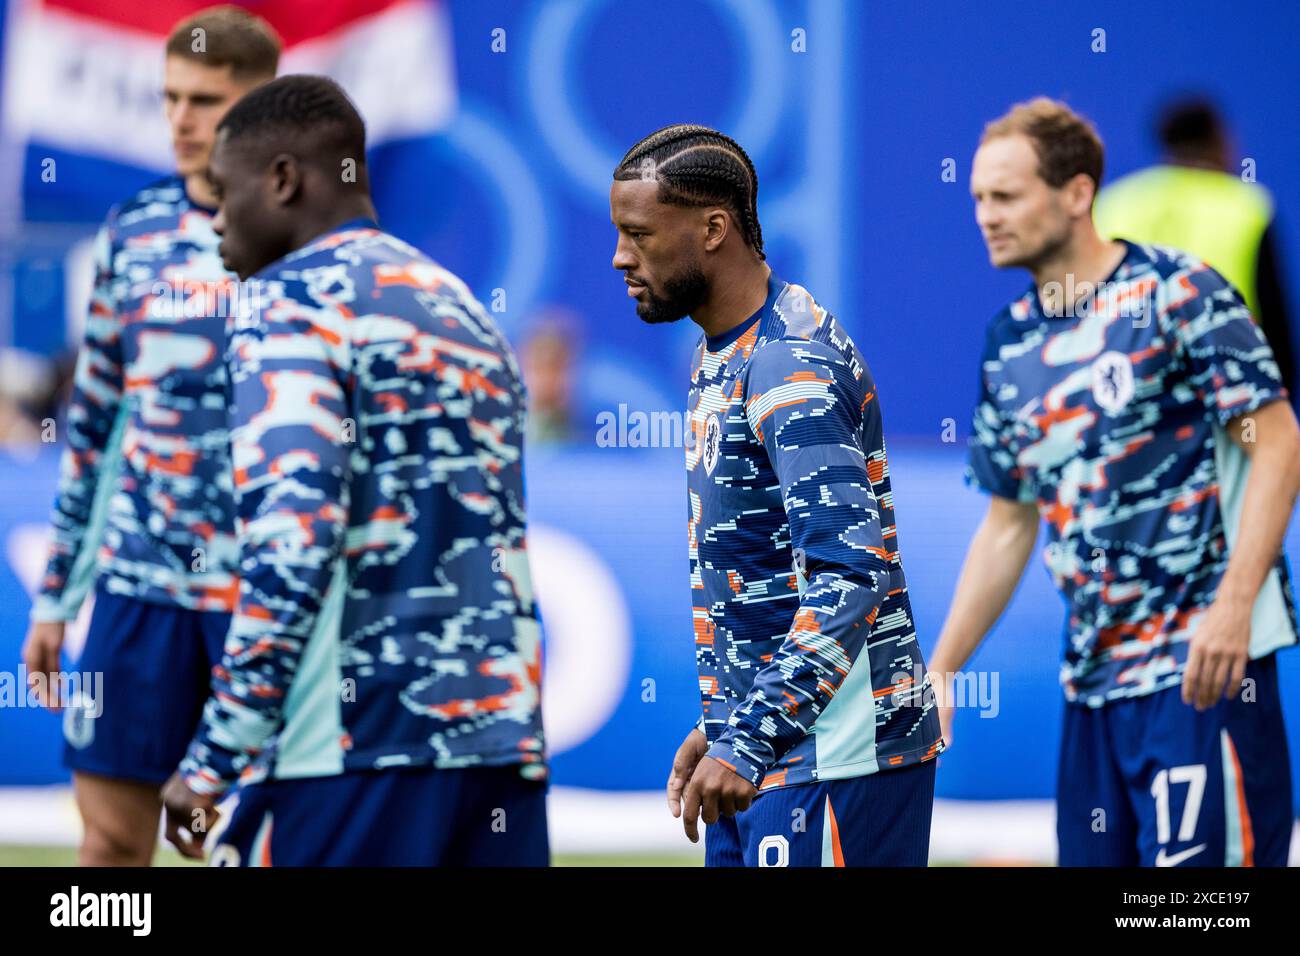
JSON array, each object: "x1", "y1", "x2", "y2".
[
  {"x1": 0, "y1": 349, "x2": 55, "y2": 446},
  {"x1": 520, "y1": 311, "x2": 582, "y2": 446},
  {"x1": 934, "y1": 98, "x2": 1299, "y2": 867},
  {"x1": 1095, "y1": 98, "x2": 1297, "y2": 403},
  {"x1": 19, "y1": 6, "x2": 280, "y2": 866},
  {"x1": 34, "y1": 349, "x2": 79, "y2": 434}
]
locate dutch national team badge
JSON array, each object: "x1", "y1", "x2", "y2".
[
  {"x1": 703, "y1": 413, "x2": 722, "y2": 475},
  {"x1": 62, "y1": 691, "x2": 97, "y2": 750},
  {"x1": 1091, "y1": 350, "x2": 1134, "y2": 414}
]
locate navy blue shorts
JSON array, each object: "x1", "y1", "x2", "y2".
[
  {"x1": 62, "y1": 579, "x2": 228, "y2": 785},
  {"x1": 704, "y1": 760, "x2": 936, "y2": 867},
  {"x1": 1057, "y1": 654, "x2": 1293, "y2": 866},
  {"x1": 210, "y1": 765, "x2": 550, "y2": 866}
]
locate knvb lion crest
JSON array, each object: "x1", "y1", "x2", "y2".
[
  {"x1": 62, "y1": 691, "x2": 98, "y2": 750},
  {"x1": 703, "y1": 413, "x2": 722, "y2": 475},
  {"x1": 1091, "y1": 350, "x2": 1135, "y2": 414}
]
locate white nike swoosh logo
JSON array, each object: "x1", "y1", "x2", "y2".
[{"x1": 1155, "y1": 843, "x2": 1207, "y2": 867}]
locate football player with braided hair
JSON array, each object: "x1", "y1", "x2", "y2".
[{"x1": 612, "y1": 124, "x2": 943, "y2": 866}]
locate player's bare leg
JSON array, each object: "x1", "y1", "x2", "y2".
[{"x1": 74, "y1": 771, "x2": 162, "y2": 867}]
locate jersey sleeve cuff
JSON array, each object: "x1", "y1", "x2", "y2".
[
  {"x1": 1212, "y1": 386, "x2": 1289, "y2": 427},
  {"x1": 963, "y1": 464, "x2": 1034, "y2": 504},
  {"x1": 178, "y1": 739, "x2": 239, "y2": 798},
  {"x1": 29, "y1": 593, "x2": 78, "y2": 624},
  {"x1": 705, "y1": 739, "x2": 767, "y2": 789}
]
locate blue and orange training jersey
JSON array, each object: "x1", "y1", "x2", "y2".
[
  {"x1": 967, "y1": 240, "x2": 1299, "y2": 707},
  {"x1": 32, "y1": 176, "x2": 239, "y2": 622},
  {"x1": 179, "y1": 221, "x2": 545, "y2": 795},
  {"x1": 687, "y1": 273, "x2": 944, "y2": 791}
]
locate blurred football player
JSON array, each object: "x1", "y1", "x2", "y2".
[
  {"x1": 160, "y1": 75, "x2": 547, "y2": 866},
  {"x1": 930, "y1": 98, "x2": 1300, "y2": 866},
  {"x1": 21, "y1": 6, "x2": 280, "y2": 866},
  {"x1": 611, "y1": 125, "x2": 943, "y2": 866}
]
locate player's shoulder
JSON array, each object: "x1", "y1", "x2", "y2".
[
  {"x1": 754, "y1": 280, "x2": 857, "y2": 364},
  {"x1": 104, "y1": 174, "x2": 190, "y2": 235},
  {"x1": 1125, "y1": 240, "x2": 1238, "y2": 307},
  {"x1": 277, "y1": 225, "x2": 487, "y2": 318},
  {"x1": 983, "y1": 286, "x2": 1039, "y2": 353},
  {"x1": 1125, "y1": 240, "x2": 1199, "y2": 276},
  {"x1": 744, "y1": 280, "x2": 871, "y2": 402},
  {"x1": 270, "y1": 223, "x2": 406, "y2": 282},
  {"x1": 1113, "y1": 238, "x2": 1215, "y2": 285},
  {"x1": 357, "y1": 230, "x2": 485, "y2": 314}
]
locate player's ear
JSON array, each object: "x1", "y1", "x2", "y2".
[
  {"x1": 703, "y1": 208, "x2": 729, "y2": 252},
  {"x1": 1064, "y1": 172, "x2": 1095, "y2": 218},
  {"x1": 268, "y1": 152, "x2": 302, "y2": 206}
]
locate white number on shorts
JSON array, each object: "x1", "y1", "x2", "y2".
[
  {"x1": 209, "y1": 844, "x2": 241, "y2": 867},
  {"x1": 757, "y1": 834, "x2": 789, "y2": 867},
  {"x1": 1150, "y1": 764, "x2": 1207, "y2": 845}
]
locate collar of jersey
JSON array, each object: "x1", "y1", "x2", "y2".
[
  {"x1": 166, "y1": 174, "x2": 218, "y2": 216},
  {"x1": 299, "y1": 217, "x2": 381, "y2": 253},
  {"x1": 704, "y1": 271, "x2": 783, "y2": 352},
  {"x1": 331, "y1": 216, "x2": 381, "y2": 233},
  {"x1": 251, "y1": 218, "x2": 381, "y2": 279}
]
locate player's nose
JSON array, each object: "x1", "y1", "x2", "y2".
[{"x1": 611, "y1": 236, "x2": 637, "y2": 272}]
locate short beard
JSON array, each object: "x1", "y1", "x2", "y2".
[
  {"x1": 1003, "y1": 217, "x2": 1073, "y2": 272},
  {"x1": 636, "y1": 264, "x2": 709, "y2": 325}
]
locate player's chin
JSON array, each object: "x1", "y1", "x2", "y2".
[
  {"x1": 987, "y1": 246, "x2": 1024, "y2": 269},
  {"x1": 173, "y1": 154, "x2": 206, "y2": 178},
  {"x1": 635, "y1": 299, "x2": 687, "y2": 325},
  {"x1": 220, "y1": 252, "x2": 249, "y2": 280}
]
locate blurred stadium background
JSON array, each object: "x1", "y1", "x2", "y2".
[{"x1": 0, "y1": 0, "x2": 1298, "y2": 864}]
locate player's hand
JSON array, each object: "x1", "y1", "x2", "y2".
[
  {"x1": 1181, "y1": 596, "x2": 1251, "y2": 711},
  {"x1": 22, "y1": 620, "x2": 66, "y2": 711},
  {"x1": 666, "y1": 727, "x2": 708, "y2": 819},
  {"x1": 680, "y1": 756, "x2": 757, "y2": 844},
  {"x1": 161, "y1": 771, "x2": 220, "y2": 860}
]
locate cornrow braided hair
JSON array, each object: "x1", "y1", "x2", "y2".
[{"x1": 614, "y1": 124, "x2": 765, "y2": 259}]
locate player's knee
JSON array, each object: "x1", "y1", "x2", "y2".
[{"x1": 79, "y1": 818, "x2": 155, "y2": 866}]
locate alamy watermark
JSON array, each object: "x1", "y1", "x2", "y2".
[
  {"x1": 1039, "y1": 274, "x2": 1159, "y2": 322},
  {"x1": 1, "y1": 666, "x2": 103, "y2": 715},
  {"x1": 892, "y1": 665, "x2": 1000, "y2": 718},
  {"x1": 147, "y1": 278, "x2": 271, "y2": 326},
  {"x1": 595, "y1": 403, "x2": 692, "y2": 448}
]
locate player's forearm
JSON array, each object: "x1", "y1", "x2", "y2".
[
  {"x1": 181, "y1": 558, "x2": 338, "y2": 793},
  {"x1": 41, "y1": 256, "x2": 124, "y2": 515},
  {"x1": 1216, "y1": 412, "x2": 1300, "y2": 608},
  {"x1": 182, "y1": 474, "x2": 348, "y2": 792},
  {"x1": 709, "y1": 560, "x2": 889, "y2": 785},
  {"x1": 928, "y1": 503, "x2": 1037, "y2": 676},
  {"x1": 34, "y1": 362, "x2": 126, "y2": 619}
]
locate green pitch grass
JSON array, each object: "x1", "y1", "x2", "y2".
[{"x1": 0, "y1": 844, "x2": 702, "y2": 867}]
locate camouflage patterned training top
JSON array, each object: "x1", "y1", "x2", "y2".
[
  {"x1": 33, "y1": 176, "x2": 240, "y2": 622},
  {"x1": 687, "y1": 272, "x2": 944, "y2": 791},
  {"x1": 180, "y1": 221, "x2": 545, "y2": 795},
  {"x1": 967, "y1": 240, "x2": 1298, "y2": 707}
]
